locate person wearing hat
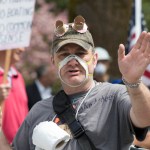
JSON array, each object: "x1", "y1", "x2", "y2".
[
  {"x1": 94, "y1": 47, "x2": 112, "y2": 82},
  {"x1": 1, "y1": 16, "x2": 150, "y2": 150}
]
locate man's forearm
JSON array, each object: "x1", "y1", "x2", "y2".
[
  {"x1": 129, "y1": 83, "x2": 150, "y2": 127},
  {"x1": 0, "y1": 131, "x2": 12, "y2": 150}
]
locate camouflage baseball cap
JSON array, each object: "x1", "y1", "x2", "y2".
[{"x1": 51, "y1": 16, "x2": 94, "y2": 54}]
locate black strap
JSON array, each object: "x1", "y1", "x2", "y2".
[{"x1": 53, "y1": 90, "x2": 96, "y2": 150}]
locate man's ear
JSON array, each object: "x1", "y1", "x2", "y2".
[{"x1": 93, "y1": 52, "x2": 98, "y2": 68}]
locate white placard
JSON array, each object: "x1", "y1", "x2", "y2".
[{"x1": 0, "y1": 0, "x2": 36, "y2": 50}]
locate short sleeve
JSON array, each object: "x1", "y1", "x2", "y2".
[{"x1": 12, "y1": 119, "x2": 31, "y2": 150}]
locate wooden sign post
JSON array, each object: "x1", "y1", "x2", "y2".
[{"x1": 3, "y1": 50, "x2": 12, "y2": 83}]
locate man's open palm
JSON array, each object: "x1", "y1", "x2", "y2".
[{"x1": 118, "y1": 31, "x2": 150, "y2": 83}]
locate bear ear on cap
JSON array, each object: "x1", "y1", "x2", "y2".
[
  {"x1": 72, "y1": 15, "x2": 88, "y2": 33},
  {"x1": 55, "y1": 20, "x2": 63, "y2": 28},
  {"x1": 73, "y1": 15, "x2": 85, "y2": 31},
  {"x1": 55, "y1": 20, "x2": 69, "y2": 36},
  {"x1": 74, "y1": 15, "x2": 85, "y2": 24}
]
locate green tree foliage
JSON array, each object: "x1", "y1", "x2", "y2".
[{"x1": 143, "y1": 0, "x2": 150, "y2": 30}]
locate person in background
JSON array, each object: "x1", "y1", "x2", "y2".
[
  {"x1": 26, "y1": 65, "x2": 58, "y2": 110},
  {"x1": 0, "y1": 48, "x2": 28, "y2": 144},
  {"x1": 94, "y1": 47, "x2": 112, "y2": 82},
  {"x1": 94, "y1": 47, "x2": 124, "y2": 84}
]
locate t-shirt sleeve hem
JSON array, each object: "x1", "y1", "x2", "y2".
[{"x1": 128, "y1": 110, "x2": 149, "y2": 141}]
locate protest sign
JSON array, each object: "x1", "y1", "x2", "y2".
[{"x1": 0, "y1": 0, "x2": 36, "y2": 50}]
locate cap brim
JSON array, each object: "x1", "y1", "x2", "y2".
[{"x1": 54, "y1": 39, "x2": 92, "y2": 53}]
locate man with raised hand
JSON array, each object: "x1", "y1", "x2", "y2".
[{"x1": 1, "y1": 16, "x2": 150, "y2": 150}]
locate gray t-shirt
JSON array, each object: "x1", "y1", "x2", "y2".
[{"x1": 12, "y1": 82, "x2": 147, "y2": 150}]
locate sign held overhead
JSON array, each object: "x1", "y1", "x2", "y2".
[{"x1": 0, "y1": 0, "x2": 36, "y2": 50}]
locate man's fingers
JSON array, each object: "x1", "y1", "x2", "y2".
[
  {"x1": 0, "y1": 83, "x2": 11, "y2": 89},
  {"x1": 133, "y1": 31, "x2": 147, "y2": 50},
  {"x1": 0, "y1": 84, "x2": 11, "y2": 102},
  {"x1": 143, "y1": 32, "x2": 150, "y2": 57},
  {"x1": 118, "y1": 44, "x2": 125, "y2": 61}
]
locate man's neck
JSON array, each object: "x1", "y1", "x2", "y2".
[{"x1": 63, "y1": 79, "x2": 95, "y2": 95}]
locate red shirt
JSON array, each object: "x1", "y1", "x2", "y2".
[{"x1": 0, "y1": 67, "x2": 28, "y2": 144}]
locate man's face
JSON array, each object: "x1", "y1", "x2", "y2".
[
  {"x1": 53, "y1": 43, "x2": 97, "y2": 87},
  {"x1": 11, "y1": 48, "x2": 25, "y2": 63},
  {"x1": 0, "y1": 48, "x2": 25, "y2": 66}
]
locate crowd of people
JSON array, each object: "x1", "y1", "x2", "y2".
[{"x1": 0, "y1": 15, "x2": 150, "y2": 150}]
